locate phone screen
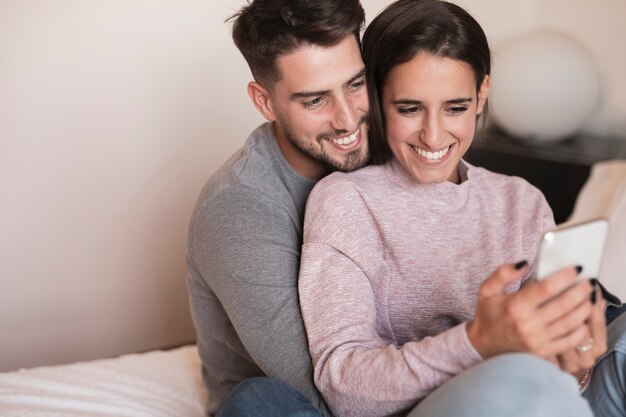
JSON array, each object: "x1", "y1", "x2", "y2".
[{"x1": 536, "y1": 218, "x2": 609, "y2": 280}]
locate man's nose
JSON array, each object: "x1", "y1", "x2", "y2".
[{"x1": 330, "y1": 95, "x2": 359, "y2": 132}]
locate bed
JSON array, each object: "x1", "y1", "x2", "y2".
[{"x1": 0, "y1": 345, "x2": 208, "y2": 417}]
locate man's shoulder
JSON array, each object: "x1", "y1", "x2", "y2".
[
  {"x1": 190, "y1": 123, "x2": 311, "y2": 235},
  {"x1": 208, "y1": 124, "x2": 278, "y2": 189},
  {"x1": 197, "y1": 124, "x2": 293, "y2": 207}
]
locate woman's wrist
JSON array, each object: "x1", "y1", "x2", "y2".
[{"x1": 466, "y1": 319, "x2": 490, "y2": 359}]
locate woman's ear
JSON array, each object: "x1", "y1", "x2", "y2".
[
  {"x1": 247, "y1": 81, "x2": 276, "y2": 121},
  {"x1": 476, "y1": 74, "x2": 491, "y2": 115}
]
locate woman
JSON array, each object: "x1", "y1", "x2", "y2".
[{"x1": 299, "y1": 1, "x2": 626, "y2": 416}]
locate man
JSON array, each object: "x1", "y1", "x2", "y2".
[{"x1": 186, "y1": 0, "x2": 368, "y2": 415}]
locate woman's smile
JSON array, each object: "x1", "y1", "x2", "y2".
[{"x1": 409, "y1": 143, "x2": 453, "y2": 163}]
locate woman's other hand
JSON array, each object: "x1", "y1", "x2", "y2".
[
  {"x1": 467, "y1": 262, "x2": 594, "y2": 359},
  {"x1": 557, "y1": 283, "x2": 607, "y2": 378}
]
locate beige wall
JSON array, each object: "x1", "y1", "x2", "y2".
[
  {"x1": 0, "y1": 0, "x2": 624, "y2": 372},
  {"x1": 0, "y1": 0, "x2": 263, "y2": 371}
]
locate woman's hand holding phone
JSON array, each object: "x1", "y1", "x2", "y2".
[
  {"x1": 535, "y1": 218, "x2": 610, "y2": 377},
  {"x1": 467, "y1": 262, "x2": 596, "y2": 360},
  {"x1": 468, "y1": 218, "x2": 610, "y2": 364}
]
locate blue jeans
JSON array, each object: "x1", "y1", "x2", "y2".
[
  {"x1": 407, "y1": 353, "x2": 592, "y2": 417},
  {"x1": 584, "y1": 310, "x2": 626, "y2": 417},
  {"x1": 216, "y1": 377, "x2": 321, "y2": 417},
  {"x1": 217, "y1": 354, "x2": 593, "y2": 417}
]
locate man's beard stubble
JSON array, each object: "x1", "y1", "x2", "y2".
[{"x1": 278, "y1": 115, "x2": 370, "y2": 173}]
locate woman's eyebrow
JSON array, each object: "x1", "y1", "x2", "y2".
[{"x1": 391, "y1": 97, "x2": 473, "y2": 105}]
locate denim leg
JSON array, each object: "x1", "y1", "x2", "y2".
[
  {"x1": 584, "y1": 312, "x2": 626, "y2": 417},
  {"x1": 606, "y1": 304, "x2": 626, "y2": 326},
  {"x1": 407, "y1": 353, "x2": 593, "y2": 417},
  {"x1": 216, "y1": 377, "x2": 323, "y2": 417}
]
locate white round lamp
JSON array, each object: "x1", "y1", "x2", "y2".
[{"x1": 490, "y1": 30, "x2": 600, "y2": 142}]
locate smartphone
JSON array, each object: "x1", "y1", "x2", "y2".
[{"x1": 536, "y1": 218, "x2": 609, "y2": 280}]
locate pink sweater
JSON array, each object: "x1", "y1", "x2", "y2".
[{"x1": 299, "y1": 160, "x2": 555, "y2": 417}]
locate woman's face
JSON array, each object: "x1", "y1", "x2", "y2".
[{"x1": 382, "y1": 51, "x2": 490, "y2": 184}]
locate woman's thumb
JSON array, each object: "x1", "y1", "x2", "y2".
[{"x1": 480, "y1": 260, "x2": 528, "y2": 298}]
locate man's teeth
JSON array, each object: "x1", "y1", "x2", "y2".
[
  {"x1": 411, "y1": 144, "x2": 451, "y2": 161},
  {"x1": 331, "y1": 130, "x2": 358, "y2": 146}
]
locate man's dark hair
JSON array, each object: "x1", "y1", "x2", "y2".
[{"x1": 230, "y1": 0, "x2": 365, "y2": 87}]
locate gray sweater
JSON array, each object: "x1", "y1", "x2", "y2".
[{"x1": 186, "y1": 123, "x2": 329, "y2": 415}]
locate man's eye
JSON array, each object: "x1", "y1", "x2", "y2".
[
  {"x1": 350, "y1": 79, "x2": 365, "y2": 90},
  {"x1": 304, "y1": 97, "x2": 324, "y2": 109}
]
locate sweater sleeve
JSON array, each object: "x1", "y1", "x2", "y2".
[{"x1": 299, "y1": 177, "x2": 482, "y2": 417}]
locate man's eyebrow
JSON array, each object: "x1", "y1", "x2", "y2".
[
  {"x1": 289, "y1": 68, "x2": 366, "y2": 101},
  {"x1": 391, "y1": 97, "x2": 473, "y2": 105},
  {"x1": 290, "y1": 89, "x2": 331, "y2": 100},
  {"x1": 344, "y1": 68, "x2": 366, "y2": 88}
]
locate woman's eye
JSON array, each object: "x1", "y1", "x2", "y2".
[
  {"x1": 398, "y1": 106, "x2": 420, "y2": 115},
  {"x1": 448, "y1": 106, "x2": 468, "y2": 114}
]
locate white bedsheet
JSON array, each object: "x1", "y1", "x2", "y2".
[{"x1": 0, "y1": 345, "x2": 208, "y2": 417}]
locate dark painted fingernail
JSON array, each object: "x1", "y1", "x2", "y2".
[
  {"x1": 514, "y1": 260, "x2": 528, "y2": 270},
  {"x1": 590, "y1": 278, "x2": 599, "y2": 304},
  {"x1": 575, "y1": 265, "x2": 583, "y2": 274}
]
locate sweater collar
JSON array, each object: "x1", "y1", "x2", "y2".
[{"x1": 385, "y1": 158, "x2": 472, "y2": 210}]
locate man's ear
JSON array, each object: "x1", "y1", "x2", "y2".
[
  {"x1": 476, "y1": 74, "x2": 491, "y2": 115},
  {"x1": 248, "y1": 81, "x2": 276, "y2": 121}
]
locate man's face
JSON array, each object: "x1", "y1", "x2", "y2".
[{"x1": 267, "y1": 36, "x2": 369, "y2": 178}]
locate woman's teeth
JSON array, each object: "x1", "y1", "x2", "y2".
[
  {"x1": 411, "y1": 144, "x2": 450, "y2": 161},
  {"x1": 331, "y1": 130, "x2": 358, "y2": 146}
]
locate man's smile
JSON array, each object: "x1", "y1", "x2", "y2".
[{"x1": 327, "y1": 127, "x2": 362, "y2": 151}]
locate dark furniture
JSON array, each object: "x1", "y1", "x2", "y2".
[{"x1": 466, "y1": 130, "x2": 626, "y2": 224}]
